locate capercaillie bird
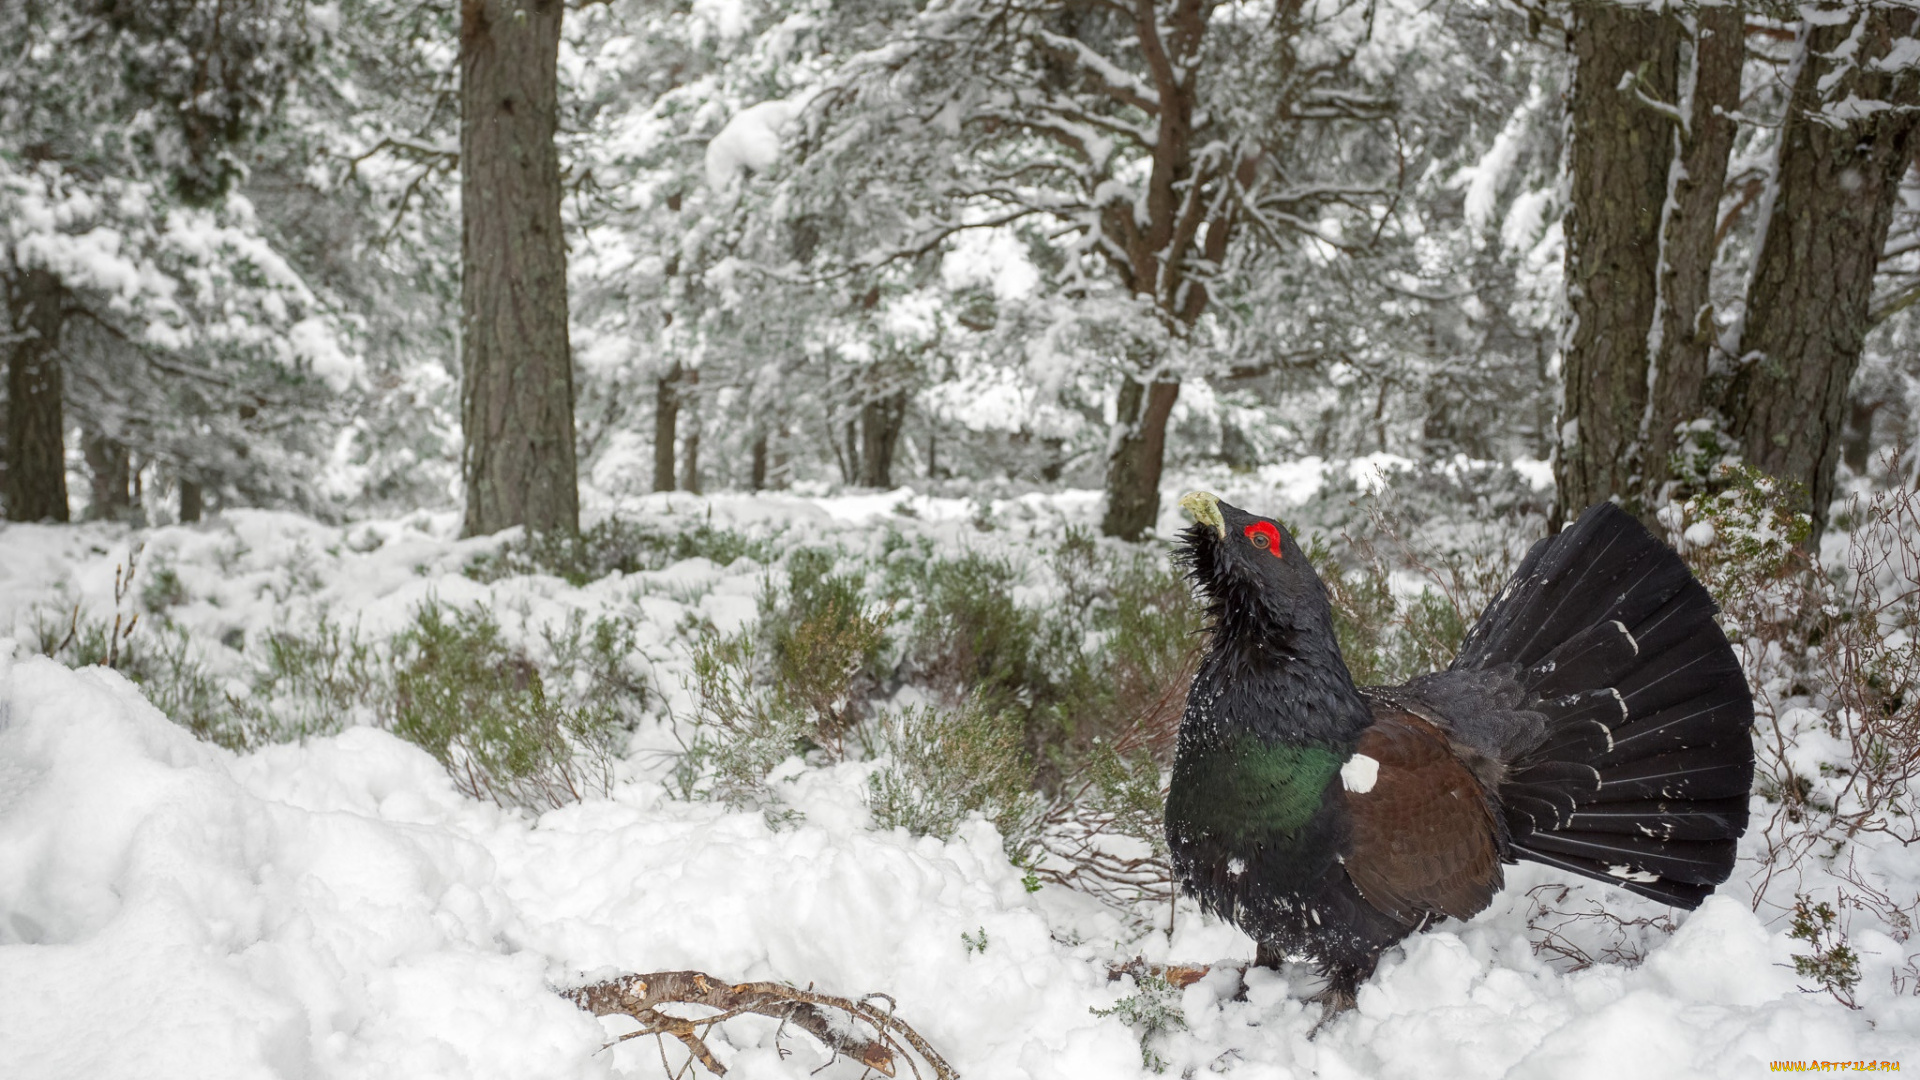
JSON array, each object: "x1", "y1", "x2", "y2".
[{"x1": 1166, "y1": 493, "x2": 1755, "y2": 1012}]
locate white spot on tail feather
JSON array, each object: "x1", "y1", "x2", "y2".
[
  {"x1": 1341, "y1": 753, "x2": 1380, "y2": 794},
  {"x1": 1611, "y1": 620, "x2": 1639, "y2": 656},
  {"x1": 1607, "y1": 864, "x2": 1661, "y2": 883},
  {"x1": 1228, "y1": 858, "x2": 1247, "y2": 877}
]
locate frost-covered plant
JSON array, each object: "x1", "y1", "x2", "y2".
[
  {"x1": 677, "y1": 631, "x2": 816, "y2": 812},
  {"x1": 465, "y1": 519, "x2": 777, "y2": 586},
  {"x1": 675, "y1": 549, "x2": 892, "y2": 811},
  {"x1": 391, "y1": 599, "x2": 618, "y2": 809},
  {"x1": 867, "y1": 698, "x2": 1039, "y2": 845},
  {"x1": 232, "y1": 614, "x2": 388, "y2": 745},
  {"x1": 892, "y1": 549, "x2": 1043, "y2": 716},
  {"x1": 539, "y1": 609, "x2": 652, "y2": 726},
  {"x1": 140, "y1": 559, "x2": 191, "y2": 614},
  {"x1": 1091, "y1": 973, "x2": 1187, "y2": 1073},
  {"x1": 1664, "y1": 465, "x2": 1814, "y2": 640}
]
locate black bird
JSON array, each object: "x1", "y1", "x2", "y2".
[{"x1": 1166, "y1": 493, "x2": 1755, "y2": 1011}]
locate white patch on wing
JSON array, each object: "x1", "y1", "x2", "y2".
[
  {"x1": 1340, "y1": 753, "x2": 1380, "y2": 794},
  {"x1": 1228, "y1": 858, "x2": 1247, "y2": 877}
]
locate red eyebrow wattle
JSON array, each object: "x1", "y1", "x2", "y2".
[{"x1": 1244, "y1": 521, "x2": 1283, "y2": 558}]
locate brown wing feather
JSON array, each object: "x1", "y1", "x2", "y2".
[{"x1": 1343, "y1": 709, "x2": 1503, "y2": 925}]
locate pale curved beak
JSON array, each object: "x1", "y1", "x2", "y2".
[{"x1": 1179, "y1": 491, "x2": 1226, "y2": 538}]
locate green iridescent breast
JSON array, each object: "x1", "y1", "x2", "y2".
[{"x1": 1167, "y1": 736, "x2": 1344, "y2": 845}]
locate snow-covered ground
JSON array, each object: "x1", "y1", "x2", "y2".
[{"x1": 1, "y1": 484, "x2": 1914, "y2": 1078}]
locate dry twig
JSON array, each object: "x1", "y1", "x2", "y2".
[{"x1": 562, "y1": 970, "x2": 958, "y2": 1079}]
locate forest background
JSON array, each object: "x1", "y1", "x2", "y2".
[{"x1": 6, "y1": 0, "x2": 1917, "y2": 538}]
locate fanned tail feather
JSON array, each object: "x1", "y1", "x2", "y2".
[{"x1": 1457, "y1": 503, "x2": 1755, "y2": 908}]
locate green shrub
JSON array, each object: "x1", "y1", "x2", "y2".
[
  {"x1": 899, "y1": 551, "x2": 1042, "y2": 713},
  {"x1": 141, "y1": 559, "x2": 190, "y2": 613},
  {"x1": 465, "y1": 518, "x2": 776, "y2": 586},
  {"x1": 1789, "y1": 895, "x2": 1862, "y2": 1009},
  {"x1": 232, "y1": 614, "x2": 386, "y2": 744},
  {"x1": 539, "y1": 609, "x2": 652, "y2": 724},
  {"x1": 137, "y1": 623, "x2": 234, "y2": 747},
  {"x1": 677, "y1": 631, "x2": 815, "y2": 813},
  {"x1": 391, "y1": 599, "x2": 619, "y2": 809},
  {"x1": 867, "y1": 697, "x2": 1039, "y2": 844},
  {"x1": 34, "y1": 600, "x2": 242, "y2": 749},
  {"x1": 762, "y1": 547, "x2": 892, "y2": 753},
  {"x1": 674, "y1": 549, "x2": 892, "y2": 815}
]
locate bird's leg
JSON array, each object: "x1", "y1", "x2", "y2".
[{"x1": 1305, "y1": 965, "x2": 1362, "y2": 1036}]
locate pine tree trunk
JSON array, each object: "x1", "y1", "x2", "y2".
[
  {"x1": 459, "y1": 0, "x2": 578, "y2": 537},
  {"x1": 750, "y1": 430, "x2": 768, "y2": 491},
  {"x1": 5, "y1": 267, "x2": 69, "y2": 523},
  {"x1": 1100, "y1": 378, "x2": 1179, "y2": 541},
  {"x1": 859, "y1": 391, "x2": 907, "y2": 488},
  {"x1": 678, "y1": 368, "x2": 701, "y2": 494},
  {"x1": 83, "y1": 431, "x2": 132, "y2": 521},
  {"x1": 654, "y1": 363, "x2": 680, "y2": 492},
  {"x1": 1555, "y1": 3, "x2": 1681, "y2": 523},
  {"x1": 179, "y1": 480, "x2": 203, "y2": 524},
  {"x1": 1729, "y1": 10, "x2": 1920, "y2": 534},
  {"x1": 1640, "y1": 7, "x2": 1743, "y2": 512}
]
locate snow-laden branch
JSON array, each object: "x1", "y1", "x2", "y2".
[{"x1": 1034, "y1": 28, "x2": 1162, "y2": 113}]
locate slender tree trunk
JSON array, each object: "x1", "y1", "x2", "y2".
[
  {"x1": 859, "y1": 390, "x2": 907, "y2": 488},
  {"x1": 840, "y1": 418, "x2": 860, "y2": 486},
  {"x1": 1101, "y1": 378, "x2": 1179, "y2": 541},
  {"x1": 1640, "y1": 7, "x2": 1744, "y2": 513},
  {"x1": 678, "y1": 368, "x2": 701, "y2": 494},
  {"x1": 654, "y1": 363, "x2": 680, "y2": 492},
  {"x1": 1729, "y1": 9, "x2": 1920, "y2": 535},
  {"x1": 750, "y1": 430, "x2": 768, "y2": 491},
  {"x1": 459, "y1": 0, "x2": 578, "y2": 537},
  {"x1": 1554, "y1": 3, "x2": 1681, "y2": 523},
  {"x1": 83, "y1": 430, "x2": 132, "y2": 520},
  {"x1": 179, "y1": 480, "x2": 203, "y2": 524},
  {"x1": 5, "y1": 268, "x2": 68, "y2": 523}
]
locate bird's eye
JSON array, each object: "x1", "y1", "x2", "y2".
[{"x1": 1243, "y1": 521, "x2": 1283, "y2": 558}]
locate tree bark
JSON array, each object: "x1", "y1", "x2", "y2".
[
  {"x1": 749, "y1": 429, "x2": 768, "y2": 491},
  {"x1": 179, "y1": 480, "x2": 203, "y2": 524},
  {"x1": 678, "y1": 367, "x2": 701, "y2": 494},
  {"x1": 1640, "y1": 7, "x2": 1744, "y2": 513},
  {"x1": 654, "y1": 363, "x2": 680, "y2": 492},
  {"x1": 1729, "y1": 9, "x2": 1920, "y2": 534},
  {"x1": 83, "y1": 430, "x2": 133, "y2": 521},
  {"x1": 1555, "y1": 3, "x2": 1682, "y2": 524},
  {"x1": 459, "y1": 0, "x2": 578, "y2": 537},
  {"x1": 1100, "y1": 378, "x2": 1180, "y2": 541},
  {"x1": 5, "y1": 267, "x2": 69, "y2": 523},
  {"x1": 859, "y1": 390, "x2": 907, "y2": 488},
  {"x1": 1092, "y1": 0, "x2": 1231, "y2": 539}
]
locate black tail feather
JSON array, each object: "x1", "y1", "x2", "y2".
[
  {"x1": 1514, "y1": 846, "x2": 1717, "y2": 908},
  {"x1": 1454, "y1": 503, "x2": 1755, "y2": 908}
]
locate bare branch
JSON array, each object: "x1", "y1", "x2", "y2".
[{"x1": 562, "y1": 970, "x2": 958, "y2": 1080}]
